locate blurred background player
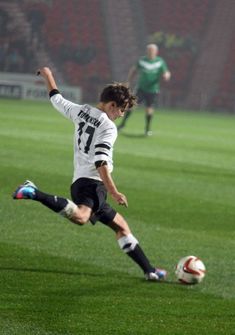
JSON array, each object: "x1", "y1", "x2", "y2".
[
  {"x1": 13, "y1": 67, "x2": 167, "y2": 282},
  {"x1": 118, "y1": 43, "x2": 171, "y2": 136}
]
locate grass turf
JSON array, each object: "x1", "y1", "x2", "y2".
[{"x1": 0, "y1": 98, "x2": 235, "y2": 334}]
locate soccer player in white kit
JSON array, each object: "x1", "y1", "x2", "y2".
[{"x1": 13, "y1": 67, "x2": 167, "y2": 281}]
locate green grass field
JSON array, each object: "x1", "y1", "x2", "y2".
[{"x1": 1, "y1": 98, "x2": 235, "y2": 335}]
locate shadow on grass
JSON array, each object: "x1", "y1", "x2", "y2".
[
  {"x1": 143, "y1": 278, "x2": 181, "y2": 286},
  {"x1": 0, "y1": 266, "x2": 106, "y2": 277},
  {"x1": 120, "y1": 132, "x2": 146, "y2": 138},
  {"x1": 0, "y1": 266, "x2": 181, "y2": 285}
]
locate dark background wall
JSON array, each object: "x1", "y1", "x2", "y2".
[{"x1": 0, "y1": 0, "x2": 234, "y2": 112}]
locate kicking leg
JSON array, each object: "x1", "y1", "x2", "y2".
[{"x1": 13, "y1": 180, "x2": 91, "y2": 225}]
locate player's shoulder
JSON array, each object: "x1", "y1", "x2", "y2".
[
  {"x1": 156, "y1": 56, "x2": 165, "y2": 63},
  {"x1": 84, "y1": 104, "x2": 116, "y2": 128},
  {"x1": 82, "y1": 103, "x2": 95, "y2": 113},
  {"x1": 98, "y1": 111, "x2": 117, "y2": 136},
  {"x1": 81, "y1": 104, "x2": 103, "y2": 119},
  {"x1": 100, "y1": 112, "x2": 117, "y2": 130}
]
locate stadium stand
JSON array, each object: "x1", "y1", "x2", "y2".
[
  {"x1": 184, "y1": 0, "x2": 235, "y2": 111},
  {"x1": 0, "y1": 0, "x2": 61, "y2": 80},
  {"x1": 212, "y1": 34, "x2": 235, "y2": 113},
  {"x1": 102, "y1": 0, "x2": 145, "y2": 82},
  {"x1": 21, "y1": 0, "x2": 111, "y2": 100},
  {"x1": 0, "y1": 2, "x2": 35, "y2": 73},
  {"x1": 0, "y1": 0, "x2": 111, "y2": 101},
  {"x1": 141, "y1": 0, "x2": 212, "y2": 36}
]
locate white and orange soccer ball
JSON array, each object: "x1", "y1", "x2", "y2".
[{"x1": 175, "y1": 255, "x2": 206, "y2": 284}]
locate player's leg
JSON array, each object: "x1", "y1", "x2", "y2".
[
  {"x1": 12, "y1": 180, "x2": 91, "y2": 225},
  {"x1": 97, "y1": 207, "x2": 167, "y2": 281},
  {"x1": 144, "y1": 92, "x2": 157, "y2": 136},
  {"x1": 145, "y1": 106, "x2": 154, "y2": 136}
]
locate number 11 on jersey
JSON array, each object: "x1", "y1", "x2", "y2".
[{"x1": 77, "y1": 122, "x2": 95, "y2": 154}]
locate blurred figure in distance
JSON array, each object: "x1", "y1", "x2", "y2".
[{"x1": 118, "y1": 44, "x2": 171, "y2": 136}]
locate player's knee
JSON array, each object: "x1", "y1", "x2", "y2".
[
  {"x1": 59, "y1": 200, "x2": 90, "y2": 225},
  {"x1": 117, "y1": 226, "x2": 131, "y2": 238},
  {"x1": 112, "y1": 213, "x2": 131, "y2": 237},
  {"x1": 71, "y1": 211, "x2": 89, "y2": 225},
  {"x1": 60, "y1": 199, "x2": 77, "y2": 219}
]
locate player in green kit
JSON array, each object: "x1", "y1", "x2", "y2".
[{"x1": 118, "y1": 44, "x2": 171, "y2": 136}]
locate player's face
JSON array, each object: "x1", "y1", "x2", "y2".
[
  {"x1": 112, "y1": 107, "x2": 123, "y2": 119},
  {"x1": 147, "y1": 47, "x2": 158, "y2": 59},
  {"x1": 104, "y1": 101, "x2": 129, "y2": 121},
  {"x1": 111, "y1": 103, "x2": 128, "y2": 120}
]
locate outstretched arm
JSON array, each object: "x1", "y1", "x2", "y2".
[
  {"x1": 97, "y1": 164, "x2": 128, "y2": 208},
  {"x1": 37, "y1": 67, "x2": 58, "y2": 93}
]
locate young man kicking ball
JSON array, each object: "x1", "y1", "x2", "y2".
[{"x1": 13, "y1": 67, "x2": 167, "y2": 281}]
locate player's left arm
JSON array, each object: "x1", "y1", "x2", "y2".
[
  {"x1": 94, "y1": 125, "x2": 128, "y2": 207},
  {"x1": 97, "y1": 163, "x2": 128, "y2": 207},
  {"x1": 161, "y1": 60, "x2": 171, "y2": 81},
  {"x1": 163, "y1": 70, "x2": 171, "y2": 81}
]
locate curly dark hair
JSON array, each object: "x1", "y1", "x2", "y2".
[{"x1": 100, "y1": 83, "x2": 137, "y2": 110}]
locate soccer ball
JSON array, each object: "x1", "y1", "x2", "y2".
[{"x1": 175, "y1": 255, "x2": 206, "y2": 284}]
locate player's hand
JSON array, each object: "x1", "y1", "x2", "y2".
[
  {"x1": 36, "y1": 67, "x2": 52, "y2": 78},
  {"x1": 163, "y1": 71, "x2": 171, "y2": 81},
  {"x1": 111, "y1": 192, "x2": 128, "y2": 208}
]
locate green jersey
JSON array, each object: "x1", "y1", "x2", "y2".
[{"x1": 136, "y1": 56, "x2": 168, "y2": 93}]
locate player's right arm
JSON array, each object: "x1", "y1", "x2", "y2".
[
  {"x1": 37, "y1": 67, "x2": 58, "y2": 92},
  {"x1": 160, "y1": 60, "x2": 171, "y2": 81},
  {"x1": 37, "y1": 67, "x2": 79, "y2": 121}
]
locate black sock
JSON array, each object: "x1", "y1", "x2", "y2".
[
  {"x1": 127, "y1": 244, "x2": 155, "y2": 273},
  {"x1": 34, "y1": 190, "x2": 68, "y2": 213},
  {"x1": 145, "y1": 114, "x2": 153, "y2": 133},
  {"x1": 118, "y1": 110, "x2": 132, "y2": 129}
]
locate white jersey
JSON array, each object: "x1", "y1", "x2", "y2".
[{"x1": 50, "y1": 93, "x2": 117, "y2": 182}]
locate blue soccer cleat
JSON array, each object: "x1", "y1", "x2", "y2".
[
  {"x1": 13, "y1": 180, "x2": 37, "y2": 200},
  {"x1": 145, "y1": 268, "x2": 167, "y2": 281}
]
